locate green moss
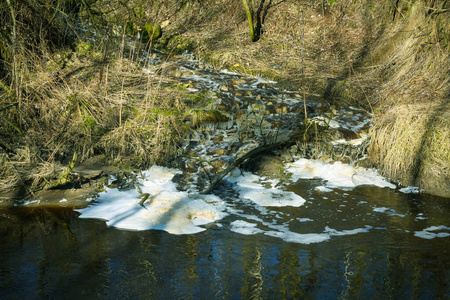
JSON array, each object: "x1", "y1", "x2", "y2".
[
  {"x1": 141, "y1": 24, "x2": 162, "y2": 43},
  {"x1": 126, "y1": 21, "x2": 139, "y2": 36},
  {"x1": 151, "y1": 108, "x2": 180, "y2": 116},
  {"x1": 167, "y1": 36, "x2": 196, "y2": 54}
]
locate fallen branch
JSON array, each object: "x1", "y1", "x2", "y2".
[
  {"x1": 0, "y1": 102, "x2": 18, "y2": 112},
  {"x1": 200, "y1": 130, "x2": 293, "y2": 194}
]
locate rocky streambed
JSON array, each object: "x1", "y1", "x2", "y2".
[
  {"x1": 150, "y1": 51, "x2": 373, "y2": 194},
  {"x1": 12, "y1": 49, "x2": 374, "y2": 207}
]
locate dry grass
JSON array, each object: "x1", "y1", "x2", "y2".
[
  {"x1": 2, "y1": 0, "x2": 449, "y2": 197},
  {"x1": 365, "y1": 3, "x2": 450, "y2": 196},
  {"x1": 369, "y1": 102, "x2": 450, "y2": 197},
  {"x1": 0, "y1": 38, "x2": 192, "y2": 195}
]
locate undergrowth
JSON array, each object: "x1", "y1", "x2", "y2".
[{"x1": 1, "y1": 0, "x2": 449, "y2": 197}]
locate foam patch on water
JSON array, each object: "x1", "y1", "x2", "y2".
[
  {"x1": 414, "y1": 226, "x2": 450, "y2": 239},
  {"x1": 373, "y1": 207, "x2": 406, "y2": 217},
  {"x1": 297, "y1": 217, "x2": 313, "y2": 222},
  {"x1": 264, "y1": 230, "x2": 330, "y2": 244},
  {"x1": 226, "y1": 170, "x2": 306, "y2": 207},
  {"x1": 76, "y1": 166, "x2": 227, "y2": 235},
  {"x1": 15, "y1": 199, "x2": 40, "y2": 206},
  {"x1": 230, "y1": 220, "x2": 264, "y2": 235},
  {"x1": 315, "y1": 186, "x2": 333, "y2": 192},
  {"x1": 230, "y1": 205, "x2": 373, "y2": 244},
  {"x1": 264, "y1": 225, "x2": 372, "y2": 244},
  {"x1": 399, "y1": 186, "x2": 420, "y2": 194},
  {"x1": 287, "y1": 159, "x2": 396, "y2": 189}
]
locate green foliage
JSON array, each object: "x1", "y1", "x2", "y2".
[
  {"x1": 141, "y1": 24, "x2": 162, "y2": 43},
  {"x1": 167, "y1": 36, "x2": 196, "y2": 54},
  {"x1": 126, "y1": 21, "x2": 139, "y2": 35},
  {"x1": 151, "y1": 108, "x2": 180, "y2": 116},
  {"x1": 83, "y1": 113, "x2": 97, "y2": 131},
  {"x1": 75, "y1": 42, "x2": 94, "y2": 56},
  {"x1": 187, "y1": 109, "x2": 229, "y2": 127},
  {"x1": 177, "y1": 83, "x2": 193, "y2": 90}
]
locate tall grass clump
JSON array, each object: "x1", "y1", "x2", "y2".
[
  {"x1": 0, "y1": 0, "x2": 197, "y2": 197},
  {"x1": 369, "y1": 104, "x2": 450, "y2": 197},
  {"x1": 367, "y1": 1, "x2": 450, "y2": 197}
]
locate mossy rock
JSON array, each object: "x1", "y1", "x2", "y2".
[
  {"x1": 167, "y1": 36, "x2": 196, "y2": 54},
  {"x1": 126, "y1": 21, "x2": 139, "y2": 36},
  {"x1": 141, "y1": 24, "x2": 162, "y2": 43}
]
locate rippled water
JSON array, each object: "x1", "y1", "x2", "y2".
[{"x1": 1, "y1": 182, "x2": 449, "y2": 299}]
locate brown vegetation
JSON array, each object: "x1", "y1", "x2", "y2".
[
  {"x1": 159, "y1": 0, "x2": 449, "y2": 196},
  {"x1": 1, "y1": 0, "x2": 449, "y2": 197}
]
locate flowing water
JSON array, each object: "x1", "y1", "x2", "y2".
[{"x1": 1, "y1": 51, "x2": 449, "y2": 299}]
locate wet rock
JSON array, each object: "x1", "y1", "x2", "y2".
[
  {"x1": 212, "y1": 135, "x2": 224, "y2": 142},
  {"x1": 275, "y1": 105, "x2": 288, "y2": 114},
  {"x1": 338, "y1": 129, "x2": 360, "y2": 140},
  {"x1": 174, "y1": 69, "x2": 182, "y2": 77},
  {"x1": 211, "y1": 159, "x2": 226, "y2": 169},
  {"x1": 187, "y1": 151, "x2": 198, "y2": 158},
  {"x1": 251, "y1": 103, "x2": 265, "y2": 111},
  {"x1": 234, "y1": 78, "x2": 247, "y2": 84},
  {"x1": 141, "y1": 24, "x2": 162, "y2": 43},
  {"x1": 209, "y1": 148, "x2": 226, "y2": 156},
  {"x1": 183, "y1": 161, "x2": 199, "y2": 173}
]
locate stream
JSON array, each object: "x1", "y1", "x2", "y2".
[{"x1": 1, "y1": 50, "x2": 449, "y2": 299}]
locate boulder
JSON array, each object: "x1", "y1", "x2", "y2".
[{"x1": 141, "y1": 24, "x2": 162, "y2": 43}]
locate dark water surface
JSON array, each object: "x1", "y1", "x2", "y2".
[{"x1": 1, "y1": 182, "x2": 449, "y2": 299}]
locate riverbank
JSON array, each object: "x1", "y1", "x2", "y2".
[
  {"x1": 1, "y1": 0, "x2": 448, "y2": 198},
  {"x1": 157, "y1": 0, "x2": 449, "y2": 197}
]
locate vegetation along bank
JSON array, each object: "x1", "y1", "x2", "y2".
[{"x1": 0, "y1": 0, "x2": 449, "y2": 199}]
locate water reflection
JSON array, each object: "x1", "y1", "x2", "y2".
[{"x1": 0, "y1": 196, "x2": 449, "y2": 299}]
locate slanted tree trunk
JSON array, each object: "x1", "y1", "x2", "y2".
[
  {"x1": 200, "y1": 130, "x2": 293, "y2": 194},
  {"x1": 242, "y1": 0, "x2": 257, "y2": 42}
]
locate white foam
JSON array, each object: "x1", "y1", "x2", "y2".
[
  {"x1": 16, "y1": 199, "x2": 40, "y2": 206},
  {"x1": 76, "y1": 166, "x2": 226, "y2": 235},
  {"x1": 415, "y1": 213, "x2": 427, "y2": 220},
  {"x1": 264, "y1": 230, "x2": 330, "y2": 244},
  {"x1": 311, "y1": 116, "x2": 340, "y2": 128},
  {"x1": 373, "y1": 207, "x2": 406, "y2": 217},
  {"x1": 230, "y1": 220, "x2": 264, "y2": 235},
  {"x1": 264, "y1": 225, "x2": 372, "y2": 244},
  {"x1": 219, "y1": 69, "x2": 240, "y2": 75},
  {"x1": 399, "y1": 186, "x2": 420, "y2": 194},
  {"x1": 373, "y1": 207, "x2": 390, "y2": 213},
  {"x1": 287, "y1": 158, "x2": 396, "y2": 189},
  {"x1": 226, "y1": 170, "x2": 306, "y2": 207},
  {"x1": 414, "y1": 226, "x2": 450, "y2": 239},
  {"x1": 324, "y1": 225, "x2": 372, "y2": 236},
  {"x1": 315, "y1": 186, "x2": 333, "y2": 192},
  {"x1": 297, "y1": 218, "x2": 313, "y2": 222}
]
